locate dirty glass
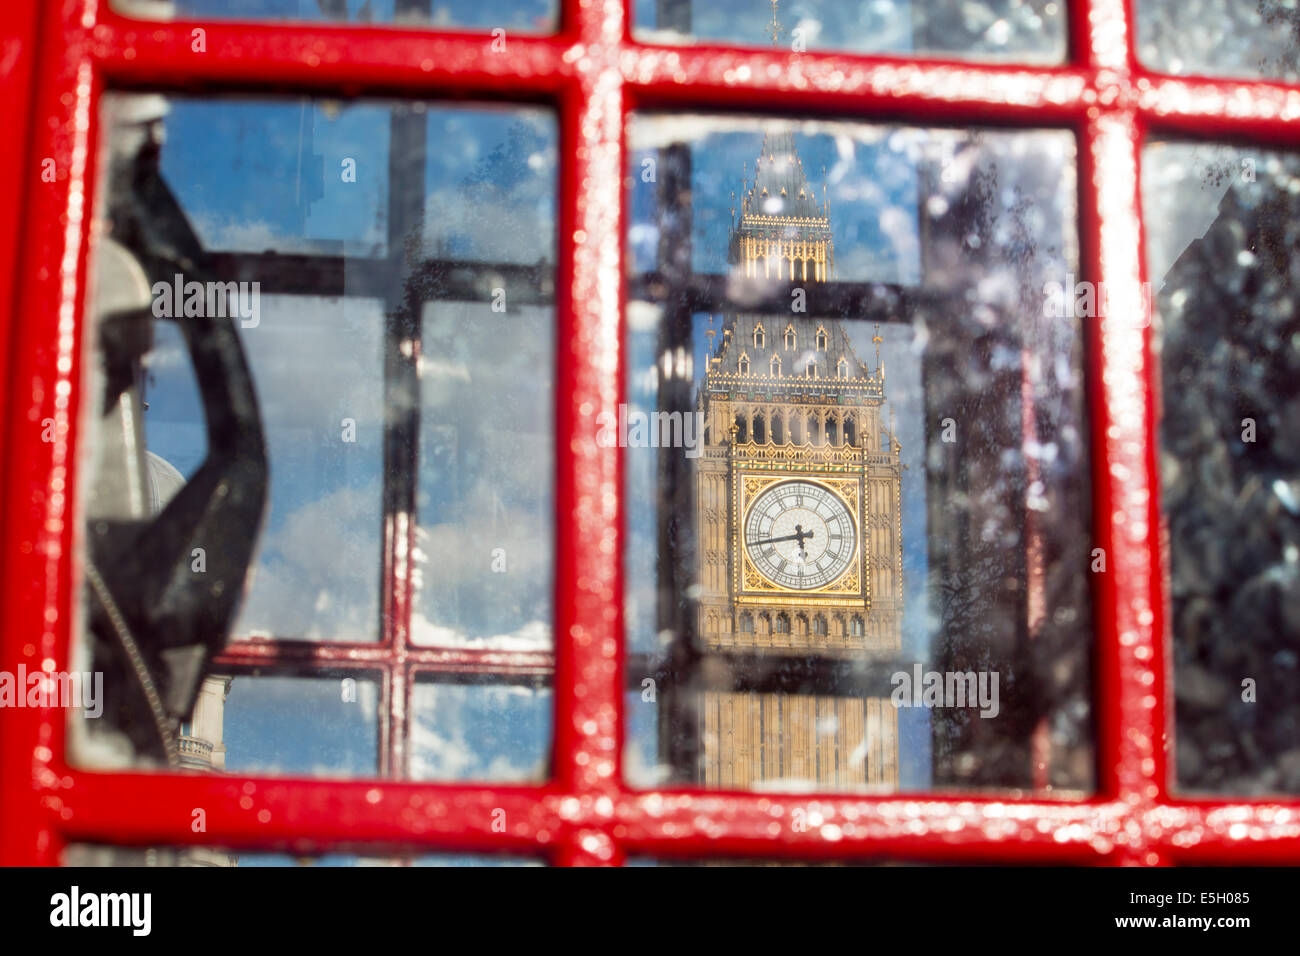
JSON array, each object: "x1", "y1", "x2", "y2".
[
  {"x1": 114, "y1": 0, "x2": 556, "y2": 33},
  {"x1": 1137, "y1": 1, "x2": 1300, "y2": 83},
  {"x1": 624, "y1": 114, "x2": 1093, "y2": 794},
  {"x1": 73, "y1": 94, "x2": 556, "y2": 783},
  {"x1": 221, "y1": 674, "x2": 381, "y2": 774},
  {"x1": 409, "y1": 681, "x2": 551, "y2": 781},
  {"x1": 414, "y1": 301, "x2": 554, "y2": 651},
  {"x1": 1142, "y1": 142, "x2": 1300, "y2": 796},
  {"x1": 635, "y1": 0, "x2": 1065, "y2": 64}
]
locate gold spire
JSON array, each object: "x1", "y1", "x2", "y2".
[
  {"x1": 872, "y1": 322, "x2": 883, "y2": 375},
  {"x1": 767, "y1": 0, "x2": 782, "y2": 46}
]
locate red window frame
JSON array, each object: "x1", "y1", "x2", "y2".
[{"x1": 2, "y1": 0, "x2": 1300, "y2": 867}]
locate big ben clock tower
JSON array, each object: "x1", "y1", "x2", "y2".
[{"x1": 688, "y1": 124, "x2": 905, "y2": 792}]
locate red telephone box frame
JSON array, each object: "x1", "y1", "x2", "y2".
[{"x1": 3, "y1": 0, "x2": 1300, "y2": 866}]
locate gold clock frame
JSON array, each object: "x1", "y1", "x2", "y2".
[{"x1": 734, "y1": 472, "x2": 867, "y2": 603}]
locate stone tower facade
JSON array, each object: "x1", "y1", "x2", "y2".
[{"x1": 690, "y1": 130, "x2": 904, "y2": 791}]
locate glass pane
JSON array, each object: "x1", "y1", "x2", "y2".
[
  {"x1": 1143, "y1": 142, "x2": 1300, "y2": 796},
  {"x1": 220, "y1": 671, "x2": 377, "y2": 780},
  {"x1": 1137, "y1": 1, "x2": 1300, "y2": 83},
  {"x1": 71, "y1": 673, "x2": 381, "y2": 776},
  {"x1": 413, "y1": 302, "x2": 554, "y2": 650},
  {"x1": 625, "y1": 114, "x2": 1093, "y2": 795},
  {"x1": 237, "y1": 295, "x2": 385, "y2": 642},
  {"x1": 409, "y1": 681, "x2": 551, "y2": 781},
  {"x1": 423, "y1": 110, "x2": 558, "y2": 266},
  {"x1": 115, "y1": 0, "x2": 557, "y2": 33},
  {"x1": 221, "y1": 674, "x2": 381, "y2": 775},
  {"x1": 635, "y1": 0, "x2": 1065, "y2": 64},
  {"x1": 75, "y1": 94, "x2": 557, "y2": 780},
  {"x1": 152, "y1": 99, "x2": 391, "y2": 257}
]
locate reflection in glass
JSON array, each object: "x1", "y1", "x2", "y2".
[
  {"x1": 414, "y1": 303, "x2": 554, "y2": 650},
  {"x1": 235, "y1": 296, "x2": 384, "y2": 642},
  {"x1": 76, "y1": 94, "x2": 557, "y2": 782},
  {"x1": 1143, "y1": 142, "x2": 1300, "y2": 795},
  {"x1": 409, "y1": 682, "x2": 551, "y2": 782},
  {"x1": 635, "y1": 0, "x2": 1065, "y2": 64},
  {"x1": 626, "y1": 115, "x2": 1093, "y2": 794},
  {"x1": 222, "y1": 674, "x2": 381, "y2": 776}
]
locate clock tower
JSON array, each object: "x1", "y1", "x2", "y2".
[{"x1": 689, "y1": 127, "x2": 904, "y2": 791}]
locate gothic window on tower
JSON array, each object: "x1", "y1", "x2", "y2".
[
  {"x1": 626, "y1": 112, "x2": 1093, "y2": 795},
  {"x1": 72, "y1": 94, "x2": 558, "y2": 789},
  {"x1": 739, "y1": 354, "x2": 750, "y2": 375}
]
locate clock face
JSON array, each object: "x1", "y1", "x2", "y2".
[{"x1": 743, "y1": 480, "x2": 857, "y2": 591}]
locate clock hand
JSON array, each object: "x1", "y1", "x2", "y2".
[
  {"x1": 751, "y1": 532, "x2": 804, "y2": 546},
  {"x1": 751, "y1": 525, "x2": 816, "y2": 548}
]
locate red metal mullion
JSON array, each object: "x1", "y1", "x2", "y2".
[
  {"x1": 1153, "y1": 801, "x2": 1300, "y2": 863},
  {"x1": 56, "y1": 762, "x2": 1123, "y2": 859},
  {"x1": 213, "y1": 640, "x2": 552, "y2": 674},
  {"x1": 1075, "y1": 0, "x2": 1168, "y2": 869},
  {"x1": 55, "y1": 770, "x2": 563, "y2": 858},
  {"x1": 0, "y1": 0, "x2": 108, "y2": 867},
  {"x1": 609, "y1": 790, "x2": 1123, "y2": 863},
  {"x1": 1085, "y1": 0, "x2": 1140, "y2": 74},
  {"x1": 49, "y1": 754, "x2": 1300, "y2": 861},
  {"x1": 546, "y1": 0, "x2": 627, "y2": 866},
  {"x1": 0, "y1": 0, "x2": 45, "y2": 867},
  {"x1": 382, "y1": 474, "x2": 410, "y2": 778},
  {"x1": 382, "y1": 451, "x2": 409, "y2": 780},
  {"x1": 0, "y1": 1, "x2": 40, "y2": 421},
  {"x1": 622, "y1": 44, "x2": 1092, "y2": 122},
  {"x1": 90, "y1": 8, "x2": 1300, "y2": 138},
  {"x1": 1137, "y1": 76, "x2": 1300, "y2": 146},
  {"x1": 1076, "y1": 120, "x2": 1123, "y2": 810},
  {"x1": 51, "y1": 760, "x2": 1300, "y2": 860},
  {"x1": 92, "y1": 10, "x2": 571, "y2": 99},
  {"x1": 8, "y1": 0, "x2": 1300, "y2": 867}
]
